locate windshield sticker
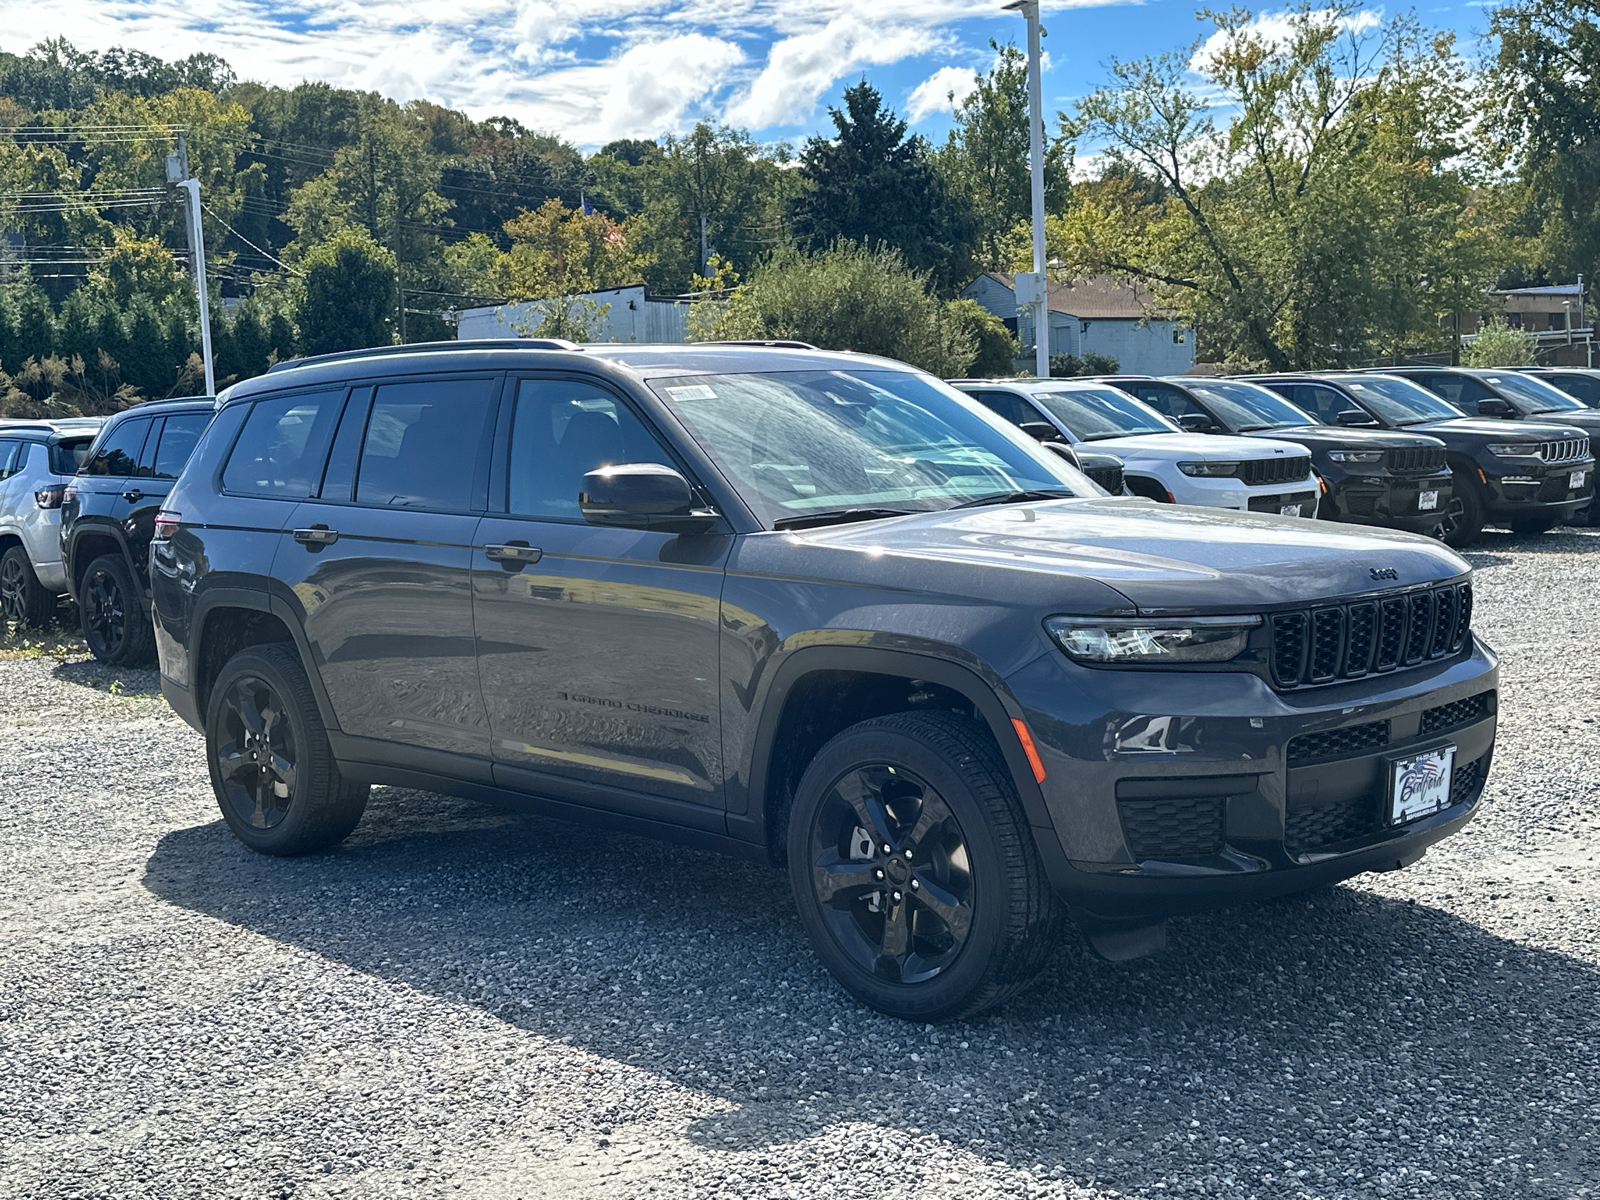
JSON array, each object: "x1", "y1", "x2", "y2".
[{"x1": 666, "y1": 384, "x2": 717, "y2": 401}]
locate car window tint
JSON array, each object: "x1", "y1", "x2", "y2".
[
  {"x1": 1291, "y1": 385, "x2": 1355, "y2": 424},
  {"x1": 355, "y1": 378, "x2": 496, "y2": 510},
  {"x1": 508, "y1": 378, "x2": 675, "y2": 519},
  {"x1": 149, "y1": 412, "x2": 211, "y2": 480},
  {"x1": 1416, "y1": 374, "x2": 1491, "y2": 405},
  {"x1": 222, "y1": 392, "x2": 345, "y2": 499},
  {"x1": 969, "y1": 390, "x2": 1037, "y2": 427},
  {"x1": 1548, "y1": 373, "x2": 1600, "y2": 405},
  {"x1": 49, "y1": 438, "x2": 94, "y2": 475},
  {"x1": 83, "y1": 418, "x2": 151, "y2": 477},
  {"x1": 1129, "y1": 384, "x2": 1199, "y2": 422},
  {"x1": 0, "y1": 440, "x2": 19, "y2": 481}
]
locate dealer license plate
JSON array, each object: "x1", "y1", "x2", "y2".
[
  {"x1": 1389, "y1": 745, "x2": 1455, "y2": 825},
  {"x1": 1572, "y1": 469, "x2": 1587, "y2": 490},
  {"x1": 1279, "y1": 503, "x2": 1302, "y2": 517},
  {"x1": 1418, "y1": 490, "x2": 1438, "y2": 512}
]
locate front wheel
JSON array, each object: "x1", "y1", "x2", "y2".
[
  {"x1": 1442, "y1": 470, "x2": 1485, "y2": 547},
  {"x1": 205, "y1": 644, "x2": 368, "y2": 855},
  {"x1": 787, "y1": 711, "x2": 1064, "y2": 1022},
  {"x1": 0, "y1": 546, "x2": 53, "y2": 628}
]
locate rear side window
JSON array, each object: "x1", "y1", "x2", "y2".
[
  {"x1": 1551, "y1": 374, "x2": 1600, "y2": 405},
  {"x1": 83, "y1": 418, "x2": 151, "y2": 477},
  {"x1": 1289, "y1": 385, "x2": 1359, "y2": 424},
  {"x1": 148, "y1": 412, "x2": 212, "y2": 480},
  {"x1": 222, "y1": 391, "x2": 345, "y2": 499},
  {"x1": 1416, "y1": 374, "x2": 1492, "y2": 406},
  {"x1": 354, "y1": 378, "x2": 497, "y2": 510},
  {"x1": 49, "y1": 438, "x2": 93, "y2": 475},
  {"x1": 0, "y1": 440, "x2": 20, "y2": 481}
]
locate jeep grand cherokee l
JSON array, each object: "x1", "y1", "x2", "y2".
[{"x1": 151, "y1": 341, "x2": 1498, "y2": 1021}]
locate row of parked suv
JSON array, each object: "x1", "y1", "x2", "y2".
[{"x1": 0, "y1": 346, "x2": 1589, "y2": 1020}]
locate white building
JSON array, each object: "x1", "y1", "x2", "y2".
[
  {"x1": 454, "y1": 285, "x2": 692, "y2": 343},
  {"x1": 961, "y1": 272, "x2": 1195, "y2": 375}
]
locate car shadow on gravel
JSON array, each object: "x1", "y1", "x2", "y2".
[
  {"x1": 49, "y1": 658, "x2": 162, "y2": 697},
  {"x1": 143, "y1": 788, "x2": 1600, "y2": 1197}
]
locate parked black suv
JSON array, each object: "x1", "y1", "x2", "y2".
[
  {"x1": 61, "y1": 397, "x2": 214, "y2": 663},
  {"x1": 1255, "y1": 374, "x2": 1594, "y2": 542},
  {"x1": 152, "y1": 342, "x2": 1497, "y2": 1020},
  {"x1": 1522, "y1": 367, "x2": 1600, "y2": 408},
  {"x1": 1101, "y1": 376, "x2": 1454, "y2": 535}
]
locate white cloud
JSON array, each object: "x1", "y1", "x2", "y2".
[
  {"x1": 907, "y1": 65, "x2": 979, "y2": 123},
  {"x1": 1190, "y1": 7, "x2": 1383, "y2": 73},
  {"x1": 723, "y1": 16, "x2": 931, "y2": 129}
]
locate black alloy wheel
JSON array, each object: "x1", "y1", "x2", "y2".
[
  {"x1": 214, "y1": 673, "x2": 300, "y2": 833},
  {"x1": 79, "y1": 553, "x2": 153, "y2": 665},
  {"x1": 1, "y1": 546, "x2": 52, "y2": 628},
  {"x1": 1443, "y1": 469, "x2": 1485, "y2": 547},
  {"x1": 807, "y1": 763, "x2": 976, "y2": 986}
]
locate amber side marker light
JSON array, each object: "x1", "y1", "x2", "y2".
[{"x1": 1011, "y1": 718, "x2": 1047, "y2": 784}]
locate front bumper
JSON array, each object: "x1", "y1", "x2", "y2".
[
  {"x1": 1483, "y1": 457, "x2": 1594, "y2": 518},
  {"x1": 1005, "y1": 637, "x2": 1498, "y2": 922},
  {"x1": 1161, "y1": 473, "x2": 1319, "y2": 517},
  {"x1": 1325, "y1": 469, "x2": 1453, "y2": 533}
]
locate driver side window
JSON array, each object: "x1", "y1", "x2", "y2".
[
  {"x1": 1293, "y1": 385, "x2": 1356, "y2": 424},
  {"x1": 1132, "y1": 384, "x2": 1202, "y2": 423},
  {"x1": 507, "y1": 379, "x2": 675, "y2": 519}
]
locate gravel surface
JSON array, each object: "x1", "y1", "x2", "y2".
[{"x1": 1, "y1": 526, "x2": 1598, "y2": 1200}]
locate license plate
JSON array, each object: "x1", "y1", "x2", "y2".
[
  {"x1": 1280, "y1": 503, "x2": 1302, "y2": 517},
  {"x1": 1418, "y1": 490, "x2": 1438, "y2": 511},
  {"x1": 1390, "y1": 745, "x2": 1455, "y2": 825},
  {"x1": 1572, "y1": 469, "x2": 1587, "y2": 490}
]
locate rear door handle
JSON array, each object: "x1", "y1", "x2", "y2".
[
  {"x1": 485, "y1": 542, "x2": 542, "y2": 565},
  {"x1": 122, "y1": 489, "x2": 144, "y2": 502},
  {"x1": 293, "y1": 525, "x2": 339, "y2": 546}
]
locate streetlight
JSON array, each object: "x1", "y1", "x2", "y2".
[{"x1": 1005, "y1": 0, "x2": 1049, "y2": 379}]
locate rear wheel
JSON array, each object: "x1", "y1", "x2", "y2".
[
  {"x1": 1442, "y1": 470, "x2": 1485, "y2": 547},
  {"x1": 0, "y1": 546, "x2": 53, "y2": 628},
  {"x1": 79, "y1": 553, "x2": 154, "y2": 665},
  {"x1": 205, "y1": 644, "x2": 368, "y2": 855},
  {"x1": 787, "y1": 711, "x2": 1064, "y2": 1022}
]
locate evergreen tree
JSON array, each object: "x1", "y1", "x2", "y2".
[{"x1": 294, "y1": 227, "x2": 396, "y2": 354}]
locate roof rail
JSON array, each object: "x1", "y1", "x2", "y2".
[
  {"x1": 266, "y1": 338, "x2": 583, "y2": 374},
  {"x1": 704, "y1": 339, "x2": 819, "y2": 350}
]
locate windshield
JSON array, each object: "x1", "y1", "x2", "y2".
[
  {"x1": 1184, "y1": 381, "x2": 1314, "y2": 430},
  {"x1": 1479, "y1": 372, "x2": 1587, "y2": 414},
  {"x1": 648, "y1": 369, "x2": 1097, "y2": 527},
  {"x1": 1342, "y1": 376, "x2": 1465, "y2": 425},
  {"x1": 1028, "y1": 386, "x2": 1178, "y2": 440}
]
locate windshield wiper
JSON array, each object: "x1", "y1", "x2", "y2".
[
  {"x1": 772, "y1": 507, "x2": 918, "y2": 531},
  {"x1": 1236, "y1": 423, "x2": 1283, "y2": 431},
  {"x1": 951, "y1": 488, "x2": 1078, "y2": 509}
]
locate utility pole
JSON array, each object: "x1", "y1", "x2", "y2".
[
  {"x1": 393, "y1": 231, "x2": 407, "y2": 344},
  {"x1": 699, "y1": 213, "x2": 710, "y2": 277},
  {"x1": 1007, "y1": 0, "x2": 1050, "y2": 379},
  {"x1": 166, "y1": 134, "x2": 215, "y2": 396}
]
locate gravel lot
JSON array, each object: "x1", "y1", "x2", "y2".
[{"x1": 1, "y1": 526, "x2": 1598, "y2": 1200}]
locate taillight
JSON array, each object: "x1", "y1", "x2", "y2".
[
  {"x1": 154, "y1": 510, "x2": 181, "y2": 539},
  {"x1": 35, "y1": 484, "x2": 66, "y2": 509}
]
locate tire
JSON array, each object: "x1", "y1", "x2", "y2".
[
  {"x1": 786, "y1": 711, "x2": 1065, "y2": 1022},
  {"x1": 1510, "y1": 514, "x2": 1558, "y2": 536},
  {"x1": 205, "y1": 644, "x2": 369, "y2": 855},
  {"x1": 0, "y1": 545, "x2": 53, "y2": 628},
  {"x1": 1442, "y1": 469, "x2": 1485, "y2": 547},
  {"x1": 78, "y1": 553, "x2": 154, "y2": 665}
]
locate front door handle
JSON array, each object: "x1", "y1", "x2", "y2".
[
  {"x1": 485, "y1": 541, "x2": 542, "y2": 567},
  {"x1": 122, "y1": 489, "x2": 144, "y2": 502},
  {"x1": 293, "y1": 525, "x2": 340, "y2": 547}
]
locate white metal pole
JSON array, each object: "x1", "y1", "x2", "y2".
[
  {"x1": 178, "y1": 178, "x2": 216, "y2": 396},
  {"x1": 1021, "y1": 1, "x2": 1049, "y2": 378}
]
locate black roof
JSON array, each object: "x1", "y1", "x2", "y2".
[{"x1": 99, "y1": 396, "x2": 217, "y2": 424}]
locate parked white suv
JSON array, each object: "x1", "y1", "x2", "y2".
[
  {"x1": 950, "y1": 379, "x2": 1320, "y2": 517},
  {"x1": 0, "y1": 418, "x2": 103, "y2": 625}
]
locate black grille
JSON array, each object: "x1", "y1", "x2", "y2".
[
  {"x1": 1386, "y1": 446, "x2": 1447, "y2": 473},
  {"x1": 1270, "y1": 581, "x2": 1472, "y2": 688},
  {"x1": 1420, "y1": 690, "x2": 1493, "y2": 736},
  {"x1": 1286, "y1": 795, "x2": 1380, "y2": 855},
  {"x1": 1118, "y1": 797, "x2": 1225, "y2": 861},
  {"x1": 1450, "y1": 754, "x2": 1487, "y2": 806},
  {"x1": 1085, "y1": 462, "x2": 1124, "y2": 493},
  {"x1": 1287, "y1": 719, "x2": 1391, "y2": 764},
  {"x1": 1539, "y1": 438, "x2": 1589, "y2": 464},
  {"x1": 1239, "y1": 456, "x2": 1313, "y2": 486}
]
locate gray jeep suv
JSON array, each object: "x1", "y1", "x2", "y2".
[
  {"x1": 0, "y1": 417, "x2": 103, "y2": 625},
  {"x1": 150, "y1": 342, "x2": 1498, "y2": 1020}
]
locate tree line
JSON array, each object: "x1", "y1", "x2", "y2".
[{"x1": 0, "y1": 0, "x2": 1593, "y2": 414}]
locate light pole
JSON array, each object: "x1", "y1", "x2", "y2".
[
  {"x1": 1005, "y1": 0, "x2": 1049, "y2": 379},
  {"x1": 165, "y1": 134, "x2": 216, "y2": 396}
]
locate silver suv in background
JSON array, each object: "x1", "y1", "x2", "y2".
[{"x1": 0, "y1": 418, "x2": 103, "y2": 626}]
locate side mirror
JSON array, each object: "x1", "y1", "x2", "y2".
[
  {"x1": 1041, "y1": 441, "x2": 1082, "y2": 469},
  {"x1": 579, "y1": 463, "x2": 719, "y2": 534},
  {"x1": 1018, "y1": 420, "x2": 1065, "y2": 443},
  {"x1": 1477, "y1": 398, "x2": 1517, "y2": 419},
  {"x1": 1335, "y1": 409, "x2": 1378, "y2": 426},
  {"x1": 1177, "y1": 412, "x2": 1216, "y2": 433}
]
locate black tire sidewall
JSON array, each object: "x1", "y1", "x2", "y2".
[
  {"x1": 787, "y1": 719, "x2": 1018, "y2": 1021},
  {"x1": 1444, "y1": 470, "x2": 1485, "y2": 547},
  {"x1": 1, "y1": 546, "x2": 49, "y2": 627},
  {"x1": 80, "y1": 553, "x2": 151, "y2": 664}
]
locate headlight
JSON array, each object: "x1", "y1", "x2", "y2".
[
  {"x1": 1327, "y1": 450, "x2": 1384, "y2": 464},
  {"x1": 1485, "y1": 443, "x2": 1542, "y2": 459},
  {"x1": 1045, "y1": 615, "x2": 1261, "y2": 664},
  {"x1": 1176, "y1": 461, "x2": 1239, "y2": 477}
]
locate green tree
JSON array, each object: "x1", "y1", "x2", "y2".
[
  {"x1": 791, "y1": 82, "x2": 975, "y2": 292},
  {"x1": 1462, "y1": 319, "x2": 1539, "y2": 365},
  {"x1": 490, "y1": 199, "x2": 649, "y2": 300},
  {"x1": 945, "y1": 298, "x2": 1018, "y2": 375},
  {"x1": 293, "y1": 227, "x2": 396, "y2": 354}
]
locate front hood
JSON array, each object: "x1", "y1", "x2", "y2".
[
  {"x1": 1419, "y1": 417, "x2": 1592, "y2": 441},
  {"x1": 1243, "y1": 425, "x2": 1441, "y2": 450},
  {"x1": 1532, "y1": 409, "x2": 1600, "y2": 433},
  {"x1": 797, "y1": 496, "x2": 1469, "y2": 615},
  {"x1": 1085, "y1": 432, "x2": 1307, "y2": 459}
]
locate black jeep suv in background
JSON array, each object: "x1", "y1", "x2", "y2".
[
  {"x1": 1101, "y1": 376, "x2": 1454, "y2": 535},
  {"x1": 1255, "y1": 373, "x2": 1594, "y2": 543},
  {"x1": 61, "y1": 397, "x2": 214, "y2": 663},
  {"x1": 152, "y1": 342, "x2": 1498, "y2": 1021}
]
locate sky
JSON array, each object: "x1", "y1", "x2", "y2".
[{"x1": 1, "y1": 0, "x2": 1496, "y2": 150}]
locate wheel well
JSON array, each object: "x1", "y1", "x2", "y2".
[
  {"x1": 0, "y1": 533, "x2": 22, "y2": 558},
  {"x1": 70, "y1": 533, "x2": 123, "y2": 589},
  {"x1": 195, "y1": 607, "x2": 297, "y2": 717},
  {"x1": 1123, "y1": 475, "x2": 1169, "y2": 502},
  {"x1": 761, "y1": 670, "x2": 993, "y2": 867}
]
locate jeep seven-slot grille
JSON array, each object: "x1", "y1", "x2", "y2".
[
  {"x1": 1239, "y1": 455, "x2": 1313, "y2": 487},
  {"x1": 1385, "y1": 446, "x2": 1447, "y2": 473},
  {"x1": 1269, "y1": 581, "x2": 1473, "y2": 688},
  {"x1": 1419, "y1": 690, "x2": 1494, "y2": 735},
  {"x1": 1117, "y1": 797, "x2": 1225, "y2": 861},
  {"x1": 1540, "y1": 438, "x2": 1589, "y2": 464},
  {"x1": 1287, "y1": 719, "x2": 1391, "y2": 764},
  {"x1": 1084, "y1": 461, "x2": 1124, "y2": 493}
]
